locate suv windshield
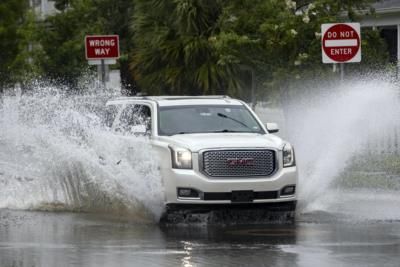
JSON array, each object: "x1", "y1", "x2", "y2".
[{"x1": 158, "y1": 105, "x2": 265, "y2": 136}]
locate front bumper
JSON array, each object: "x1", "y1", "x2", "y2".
[
  {"x1": 165, "y1": 201, "x2": 297, "y2": 212},
  {"x1": 161, "y1": 158, "x2": 298, "y2": 204}
]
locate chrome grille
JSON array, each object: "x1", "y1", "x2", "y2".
[{"x1": 202, "y1": 149, "x2": 276, "y2": 177}]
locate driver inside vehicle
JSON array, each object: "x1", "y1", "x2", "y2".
[{"x1": 140, "y1": 105, "x2": 152, "y2": 134}]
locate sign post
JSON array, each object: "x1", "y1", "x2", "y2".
[
  {"x1": 85, "y1": 35, "x2": 120, "y2": 88},
  {"x1": 340, "y1": 63, "x2": 344, "y2": 82},
  {"x1": 100, "y1": 59, "x2": 106, "y2": 88},
  {"x1": 321, "y1": 23, "x2": 361, "y2": 82}
]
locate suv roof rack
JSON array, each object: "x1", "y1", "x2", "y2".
[
  {"x1": 111, "y1": 95, "x2": 231, "y2": 101},
  {"x1": 156, "y1": 95, "x2": 231, "y2": 100}
]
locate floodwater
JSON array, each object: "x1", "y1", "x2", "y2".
[
  {"x1": 1, "y1": 79, "x2": 400, "y2": 266},
  {"x1": 1, "y1": 208, "x2": 400, "y2": 267}
]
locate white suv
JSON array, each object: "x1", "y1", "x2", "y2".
[{"x1": 105, "y1": 96, "x2": 298, "y2": 213}]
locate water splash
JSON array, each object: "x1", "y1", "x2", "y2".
[
  {"x1": 286, "y1": 78, "x2": 400, "y2": 218},
  {"x1": 2, "y1": 78, "x2": 400, "y2": 224},
  {"x1": 0, "y1": 85, "x2": 164, "y2": 222}
]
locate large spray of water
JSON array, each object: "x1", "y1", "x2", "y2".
[
  {"x1": 286, "y1": 78, "x2": 400, "y2": 219},
  {"x1": 0, "y1": 86, "x2": 164, "y2": 222}
]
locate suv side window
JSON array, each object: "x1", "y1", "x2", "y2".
[{"x1": 116, "y1": 104, "x2": 152, "y2": 135}]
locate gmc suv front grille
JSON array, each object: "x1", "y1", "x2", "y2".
[{"x1": 202, "y1": 149, "x2": 276, "y2": 177}]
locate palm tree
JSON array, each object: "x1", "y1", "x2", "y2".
[{"x1": 131, "y1": 0, "x2": 241, "y2": 95}]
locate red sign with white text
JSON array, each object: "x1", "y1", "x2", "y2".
[
  {"x1": 85, "y1": 35, "x2": 119, "y2": 60},
  {"x1": 321, "y1": 23, "x2": 361, "y2": 63}
]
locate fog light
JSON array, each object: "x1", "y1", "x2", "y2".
[
  {"x1": 281, "y1": 186, "x2": 296, "y2": 196},
  {"x1": 177, "y1": 188, "x2": 200, "y2": 198}
]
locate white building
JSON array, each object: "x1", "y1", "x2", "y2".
[
  {"x1": 29, "y1": 0, "x2": 57, "y2": 17},
  {"x1": 361, "y1": 0, "x2": 400, "y2": 70}
]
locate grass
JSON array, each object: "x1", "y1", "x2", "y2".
[{"x1": 334, "y1": 153, "x2": 400, "y2": 190}]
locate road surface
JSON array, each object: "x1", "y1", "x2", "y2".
[{"x1": 1, "y1": 209, "x2": 400, "y2": 267}]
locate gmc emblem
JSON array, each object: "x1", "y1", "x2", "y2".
[{"x1": 227, "y1": 158, "x2": 255, "y2": 166}]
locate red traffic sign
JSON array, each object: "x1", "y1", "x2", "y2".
[
  {"x1": 321, "y1": 23, "x2": 361, "y2": 63},
  {"x1": 85, "y1": 35, "x2": 120, "y2": 60}
]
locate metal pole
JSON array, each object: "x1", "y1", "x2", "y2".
[
  {"x1": 397, "y1": 24, "x2": 400, "y2": 80},
  {"x1": 101, "y1": 59, "x2": 106, "y2": 89},
  {"x1": 340, "y1": 63, "x2": 344, "y2": 83},
  {"x1": 251, "y1": 69, "x2": 256, "y2": 110},
  {"x1": 41, "y1": 0, "x2": 46, "y2": 18}
]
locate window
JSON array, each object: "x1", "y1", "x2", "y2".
[
  {"x1": 158, "y1": 105, "x2": 264, "y2": 136},
  {"x1": 116, "y1": 104, "x2": 151, "y2": 135},
  {"x1": 104, "y1": 105, "x2": 120, "y2": 128}
]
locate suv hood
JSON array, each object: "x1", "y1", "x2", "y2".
[{"x1": 158, "y1": 133, "x2": 284, "y2": 152}]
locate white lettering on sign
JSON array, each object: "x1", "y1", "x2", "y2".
[
  {"x1": 85, "y1": 35, "x2": 119, "y2": 60},
  {"x1": 327, "y1": 31, "x2": 356, "y2": 39},
  {"x1": 330, "y1": 48, "x2": 353, "y2": 55},
  {"x1": 339, "y1": 31, "x2": 355, "y2": 38},
  {"x1": 327, "y1": 32, "x2": 337, "y2": 38},
  {"x1": 94, "y1": 48, "x2": 111, "y2": 55},
  {"x1": 89, "y1": 39, "x2": 116, "y2": 47}
]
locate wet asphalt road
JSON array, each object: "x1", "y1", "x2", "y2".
[{"x1": 1, "y1": 210, "x2": 400, "y2": 267}]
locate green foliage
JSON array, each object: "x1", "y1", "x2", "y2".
[
  {"x1": 132, "y1": 0, "x2": 386, "y2": 100},
  {"x1": 38, "y1": 1, "x2": 97, "y2": 86},
  {"x1": 11, "y1": 10, "x2": 45, "y2": 81},
  {"x1": 0, "y1": 0, "x2": 390, "y2": 97},
  {"x1": 336, "y1": 154, "x2": 400, "y2": 190},
  {"x1": 0, "y1": 0, "x2": 31, "y2": 89},
  {"x1": 132, "y1": 0, "x2": 241, "y2": 95},
  {"x1": 348, "y1": 28, "x2": 390, "y2": 72},
  {"x1": 37, "y1": 0, "x2": 135, "y2": 88}
]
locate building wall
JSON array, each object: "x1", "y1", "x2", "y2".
[{"x1": 30, "y1": 0, "x2": 57, "y2": 17}]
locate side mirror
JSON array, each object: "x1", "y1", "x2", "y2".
[
  {"x1": 130, "y1": 124, "x2": 147, "y2": 135},
  {"x1": 265, "y1": 122, "x2": 279, "y2": 133}
]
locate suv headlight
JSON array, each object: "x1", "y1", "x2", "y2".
[
  {"x1": 283, "y1": 143, "x2": 295, "y2": 167},
  {"x1": 169, "y1": 146, "x2": 192, "y2": 169}
]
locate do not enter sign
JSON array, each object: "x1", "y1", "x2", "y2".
[{"x1": 321, "y1": 23, "x2": 361, "y2": 63}]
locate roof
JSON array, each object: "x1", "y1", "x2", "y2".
[
  {"x1": 373, "y1": 0, "x2": 400, "y2": 10},
  {"x1": 370, "y1": 0, "x2": 400, "y2": 14},
  {"x1": 360, "y1": 0, "x2": 400, "y2": 27},
  {"x1": 106, "y1": 95, "x2": 244, "y2": 107}
]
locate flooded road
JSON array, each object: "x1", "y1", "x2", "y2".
[
  {"x1": 1, "y1": 81, "x2": 400, "y2": 266},
  {"x1": 1, "y1": 209, "x2": 400, "y2": 267}
]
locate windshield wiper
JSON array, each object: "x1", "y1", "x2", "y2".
[
  {"x1": 217, "y1": 113, "x2": 252, "y2": 130},
  {"x1": 213, "y1": 129, "x2": 240, "y2": 133},
  {"x1": 171, "y1": 131, "x2": 195, "y2": 135}
]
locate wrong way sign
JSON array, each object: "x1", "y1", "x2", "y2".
[{"x1": 321, "y1": 23, "x2": 361, "y2": 63}]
